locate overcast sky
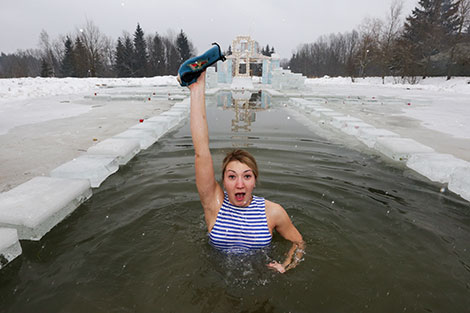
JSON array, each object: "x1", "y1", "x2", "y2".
[{"x1": 0, "y1": 0, "x2": 418, "y2": 58}]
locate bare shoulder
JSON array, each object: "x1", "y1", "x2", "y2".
[
  {"x1": 265, "y1": 199, "x2": 303, "y2": 243},
  {"x1": 265, "y1": 199, "x2": 289, "y2": 224},
  {"x1": 265, "y1": 199, "x2": 284, "y2": 212}
]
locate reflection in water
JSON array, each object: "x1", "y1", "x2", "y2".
[{"x1": 217, "y1": 90, "x2": 271, "y2": 147}]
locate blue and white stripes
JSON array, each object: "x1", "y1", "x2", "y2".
[{"x1": 209, "y1": 193, "x2": 272, "y2": 253}]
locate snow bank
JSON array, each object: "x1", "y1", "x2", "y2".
[
  {"x1": 0, "y1": 76, "x2": 179, "y2": 101},
  {"x1": 305, "y1": 76, "x2": 470, "y2": 94}
]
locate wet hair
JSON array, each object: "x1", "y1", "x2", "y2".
[{"x1": 222, "y1": 149, "x2": 259, "y2": 181}]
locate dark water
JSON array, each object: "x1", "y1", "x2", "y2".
[{"x1": 1, "y1": 91, "x2": 469, "y2": 313}]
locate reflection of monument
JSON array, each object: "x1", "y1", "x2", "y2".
[
  {"x1": 216, "y1": 90, "x2": 271, "y2": 133},
  {"x1": 231, "y1": 91, "x2": 256, "y2": 132}
]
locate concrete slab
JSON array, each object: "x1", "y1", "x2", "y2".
[
  {"x1": 0, "y1": 228, "x2": 22, "y2": 269},
  {"x1": 374, "y1": 137, "x2": 434, "y2": 162},
  {"x1": 406, "y1": 153, "x2": 470, "y2": 184},
  {"x1": 114, "y1": 128, "x2": 158, "y2": 150},
  {"x1": 0, "y1": 176, "x2": 92, "y2": 240},
  {"x1": 448, "y1": 167, "x2": 470, "y2": 202},
  {"x1": 86, "y1": 138, "x2": 141, "y2": 165},
  {"x1": 50, "y1": 155, "x2": 119, "y2": 188}
]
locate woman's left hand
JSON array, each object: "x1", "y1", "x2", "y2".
[{"x1": 267, "y1": 261, "x2": 286, "y2": 273}]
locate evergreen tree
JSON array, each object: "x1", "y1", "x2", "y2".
[
  {"x1": 40, "y1": 58, "x2": 53, "y2": 77},
  {"x1": 133, "y1": 23, "x2": 148, "y2": 77},
  {"x1": 263, "y1": 44, "x2": 271, "y2": 56},
  {"x1": 148, "y1": 32, "x2": 165, "y2": 76},
  {"x1": 61, "y1": 36, "x2": 76, "y2": 77},
  {"x1": 270, "y1": 46, "x2": 275, "y2": 56},
  {"x1": 176, "y1": 29, "x2": 192, "y2": 61},
  {"x1": 402, "y1": 0, "x2": 461, "y2": 77},
  {"x1": 114, "y1": 37, "x2": 129, "y2": 77},
  {"x1": 74, "y1": 37, "x2": 89, "y2": 77},
  {"x1": 124, "y1": 35, "x2": 135, "y2": 76},
  {"x1": 441, "y1": 0, "x2": 461, "y2": 34},
  {"x1": 227, "y1": 45, "x2": 232, "y2": 56},
  {"x1": 163, "y1": 37, "x2": 180, "y2": 74}
]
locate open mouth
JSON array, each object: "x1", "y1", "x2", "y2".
[{"x1": 235, "y1": 193, "x2": 245, "y2": 202}]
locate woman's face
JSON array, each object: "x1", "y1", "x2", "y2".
[{"x1": 223, "y1": 160, "x2": 256, "y2": 207}]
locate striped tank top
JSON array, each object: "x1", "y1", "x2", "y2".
[{"x1": 209, "y1": 193, "x2": 272, "y2": 252}]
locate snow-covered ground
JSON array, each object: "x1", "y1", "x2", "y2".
[
  {"x1": 0, "y1": 76, "x2": 180, "y2": 192},
  {"x1": 305, "y1": 76, "x2": 470, "y2": 140},
  {"x1": 0, "y1": 76, "x2": 178, "y2": 135}
]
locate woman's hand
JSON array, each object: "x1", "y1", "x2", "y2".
[
  {"x1": 188, "y1": 71, "x2": 206, "y2": 93},
  {"x1": 267, "y1": 261, "x2": 286, "y2": 273}
]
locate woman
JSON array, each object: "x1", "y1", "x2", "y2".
[{"x1": 189, "y1": 71, "x2": 305, "y2": 273}]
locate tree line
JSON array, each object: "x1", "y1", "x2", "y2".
[
  {"x1": 288, "y1": 0, "x2": 470, "y2": 81},
  {"x1": 0, "y1": 21, "x2": 195, "y2": 78}
]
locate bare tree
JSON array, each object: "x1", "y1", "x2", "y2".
[
  {"x1": 101, "y1": 35, "x2": 115, "y2": 77},
  {"x1": 0, "y1": 49, "x2": 41, "y2": 77},
  {"x1": 356, "y1": 17, "x2": 382, "y2": 78},
  {"x1": 77, "y1": 19, "x2": 106, "y2": 76},
  {"x1": 38, "y1": 30, "x2": 57, "y2": 76},
  {"x1": 345, "y1": 30, "x2": 359, "y2": 81},
  {"x1": 377, "y1": 0, "x2": 404, "y2": 83}
]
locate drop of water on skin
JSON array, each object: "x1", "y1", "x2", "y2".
[
  {"x1": 387, "y1": 210, "x2": 390, "y2": 214},
  {"x1": 287, "y1": 116, "x2": 290, "y2": 119},
  {"x1": 105, "y1": 215, "x2": 109, "y2": 219},
  {"x1": 331, "y1": 201, "x2": 334, "y2": 204}
]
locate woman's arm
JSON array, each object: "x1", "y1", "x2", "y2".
[
  {"x1": 266, "y1": 200, "x2": 305, "y2": 273},
  {"x1": 188, "y1": 72, "x2": 223, "y2": 228}
]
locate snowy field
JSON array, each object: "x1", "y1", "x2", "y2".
[
  {"x1": 0, "y1": 76, "x2": 178, "y2": 135},
  {"x1": 305, "y1": 76, "x2": 470, "y2": 140},
  {"x1": 0, "y1": 76, "x2": 181, "y2": 192}
]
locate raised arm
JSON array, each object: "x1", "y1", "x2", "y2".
[{"x1": 188, "y1": 72, "x2": 223, "y2": 229}]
